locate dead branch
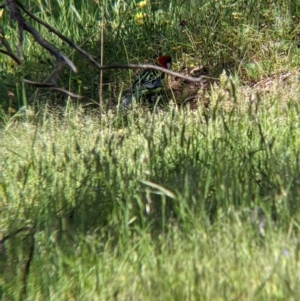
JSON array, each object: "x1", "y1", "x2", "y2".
[
  {"x1": 0, "y1": 227, "x2": 35, "y2": 244},
  {"x1": 95, "y1": 63, "x2": 215, "y2": 83},
  {"x1": 0, "y1": 226, "x2": 36, "y2": 301},
  {"x1": 22, "y1": 79, "x2": 56, "y2": 88},
  {"x1": 15, "y1": 1, "x2": 211, "y2": 84},
  {"x1": 23, "y1": 79, "x2": 82, "y2": 98},
  {"x1": 2, "y1": 0, "x2": 77, "y2": 96},
  {"x1": 19, "y1": 234, "x2": 35, "y2": 301},
  {"x1": 8, "y1": 0, "x2": 76, "y2": 72},
  {"x1": 1, "y1": 0, "x2": 215, "y2": 100},
  {"x1": 16, "y1": 0, "x2": 101, "y2": 70},
  {"x1": 0, "y1": 25, "x2": 22, "y2": 64},
  {"x1": 49, "y1": 87, "x2": 82, "y2": 99}
]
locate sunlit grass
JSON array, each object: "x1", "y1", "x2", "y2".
[
  {"x1": 1, "y1": 75, "x2": 300, "y2": 299},
  {"x1": 1, "y1": 0, "x2": 300, "y2": 299}
]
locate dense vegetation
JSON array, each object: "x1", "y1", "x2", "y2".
[{"x1": 1, "y1": 0, "x2": 300, "y2": 300}]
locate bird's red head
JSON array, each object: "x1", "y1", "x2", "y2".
[{"x1": 158, "y1": 55, "x2": 172, "y2": 70}]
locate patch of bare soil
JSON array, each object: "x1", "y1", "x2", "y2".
[
  {"x1": 168, "y1": 66, "x2": 218, "y2": 110},
  {"x1": 169, "y1": 68, "x2": 300, "y2": 110}
]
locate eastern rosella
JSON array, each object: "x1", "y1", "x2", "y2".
[{"x1": 121, "y1": 55, "x2": 172, "y2": 107}]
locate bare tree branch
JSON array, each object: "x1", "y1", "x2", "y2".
[
  {"x1": 15, "y1": 0, "x2": 212, "y2": 83},
  {"x1": 0, "y1": 227, "x2": 35, "y2": 244},
  {"x1": 23, "y1": 79, "x2": 82, "y2": 98},
  {"x1": 0, "y1": 47, "x2": 20, "y2": 63},
  {"x1": 49, "y1": 87, "x2": 82, "y2": 98},
  {"x1": 94, "y1": 63, "x2": 215, "y2": 83},
  {"x1": 0, "y1": 25, "x2": 22, "y2": 64},
  {"x1": 0, "y1": 226, "x2": 35, "y2": 301},
  {"x1": 0, "y1": 0, "x2": 79, "y2": 97},
  {"x1": 16, "y1": 0, "x2": 99, "y2": 70},
  {"x1": 22, "y1": 79, "x2": 56, "y2": 88},
  {"x1": 7, "y1": 0, "x2": 76, "y2": 74},
  {"x1": 2, "y1": 0, "x2": 215, "y2": 100},
  {"x1": 19, "y1": 234, "x2": 35, "y2": 301}
]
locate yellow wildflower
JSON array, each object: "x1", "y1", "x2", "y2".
[
  {"x1": 137, "y1": 0, "x2": 148, "y2": 8},
  {"x1": 135, "y1": 12, "x2": 148, "y2": 25},
  {"x1": 232, "y1": 12, "x2": 242, "y2": 20},
  {"x1": 135, "y1": 12, "x2": 144, "y2": 20}
]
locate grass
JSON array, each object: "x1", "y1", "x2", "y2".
[{"x1": 1, "y1": 0, "x2": 300, "y2": 300}]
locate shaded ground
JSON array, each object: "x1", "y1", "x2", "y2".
[{"x1": 1, "y1": 61, "x2": 299, "y2": 114}]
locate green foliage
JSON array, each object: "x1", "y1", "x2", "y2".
[
  {"x1": 1, "y1": 0, "x2": 300, "y2": 299},
  {"x1": 1, "y1": 0, "x2": 300, "y2": 108},
  {"x1": 2, "y1": 79, "x2": 300, "y2": 298}
]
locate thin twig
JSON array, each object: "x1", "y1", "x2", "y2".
[
  {"x1": 93, "y1": 63, "x2": 214, "y2": 83},
  {"x1": 22, "y1": 79, "x2": 55, "y2": 87},
  {"x1": 24, "y1": 63, "x2": 211, "y2": 98},
  {"x1": 16, "y1": 0, "x2": 97, "y2": 69},
  {"x1": 2, "y1": 0, "x2": 215, "y2": 100},
  {"x1": 19, "y1": 234, "x2": 35, "y2": 301},
  {"x1": 23, "y1": 79, "x2": 82, "y2": 98},
  {"x1": 183, "y1": 96, "x2": 196, "y2": 104},
  {"x1": 8, "y1": 0, "x2": 76, "y2": 72},
  {"x1": 49, "y1": 87, "x2": 82, "y2": 98},
  {"x1": 0, "y1": 226, "x2": 36, "y2": 301},
  {"x1": 0, "y1": 48, "x2": 21, "y2": 63},
  {"x1": 0, "y1": 25, "x2": 22, "y2": 64},
  {"x1": 0, "y1": 227, "x2": 35, "y2": 244},
  {"x1": 15, "y1": 0, "x2": 211, "y2": 83}
]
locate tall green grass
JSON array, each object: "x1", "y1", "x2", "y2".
[
  {"x1": 1, "y1": 75, "x2": 300, "y2": 299},
  {"x1": 1, "y1": 0, "x2": 300, "y2": 299},
  {"x1": 1, "y1": 0, "x2": 300, "y2": 109}
]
